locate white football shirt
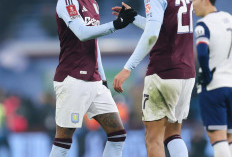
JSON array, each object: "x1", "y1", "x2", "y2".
[{"x1": 195, "y1": 11, "x2": 232, "y2": 91}]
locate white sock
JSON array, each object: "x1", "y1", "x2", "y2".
[
  {"x1": 103, "y1": 141, "x2": 125, "y2": 157},
  {"x1": 49, "y1": 138, "x2": 72, "y2": 157},
  {"x1": 49, "y1": 145, "x2": 69, "y2": 157},
  {"x1": 102, "y1": 130, "x2": 126, "y2": 157},
  {"x1": 165, "y1": 135, "x2": 188, "y2": 157},
  {"x1": 229, "y1": 142, "x2": 232, "y2": 156},
  {"x1": 213, "y1": 141, "x2": 231, "y2": 157}
]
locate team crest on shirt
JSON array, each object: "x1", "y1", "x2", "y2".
[
  {"x1": 195, "y1": 25, "x2": 205, "y2": 38},
  {"x1": 66, "y1": 0, "x2": 79, "y2": 20},
  {"x1": 71, "y1": 113, "x2": 79, "y2": 123}
]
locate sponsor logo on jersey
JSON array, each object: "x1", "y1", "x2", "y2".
[
  {"x1": 71, "y1": 113, "x2": 79, "y2": 123},
  {"x1": 66, "y1": 0, "x2": 79, "y2": 19},
  {"x1": 145, "y1": 4, "x2": 151, "y2": 13},
  {"x1": 84, "y1": 17, "x2": 100, "y2": 26},
  {"x1": 82, "y1": 5, "x2": 88, "y2": 12}
]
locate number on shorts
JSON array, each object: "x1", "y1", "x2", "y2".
[
  {"x1": 175, "y1": 0, "x2": 193, "y2": 34},
  {"x1": 227, "y1": 28, "x2": 232, "y2": 58},
  {"x1": 143, "y1": 94, "x2": 150, "y2": 109}
]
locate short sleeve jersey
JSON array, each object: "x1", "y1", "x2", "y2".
[
  {"x1": 54, "y1": 0, "x2": 101, "y2": 82},
  {"x1": 146, "y1": 0, "x2": 195, "y2": 79}
]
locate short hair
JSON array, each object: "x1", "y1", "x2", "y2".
[{"x1": 209, "y1": 0, "x2": 216, "y2": 5}]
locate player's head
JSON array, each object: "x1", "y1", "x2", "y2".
[{"x1": 193, "y1": 0, "x2": 217, "y2": 17}]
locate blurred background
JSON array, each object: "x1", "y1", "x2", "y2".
[{"x1": 0, "y1": 0, "x2": 231, "y2": 156}]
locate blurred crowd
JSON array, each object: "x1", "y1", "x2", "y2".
[{"x1": 0, "y1": 89, "x2": 56, "y2": 135}]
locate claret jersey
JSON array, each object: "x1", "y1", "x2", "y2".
[
  {"x1": 54, "y1": 0, "x2": 101, "y2": 82},
  {"x1": 147, "y1": 0, "x2": 195, "y2": 79}
]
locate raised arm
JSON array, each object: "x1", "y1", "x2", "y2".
[
  {"x1": 112, "y1": 3, "x2": 146, "y2": 30},
  {"x1": 124, "y1": 0, "x2": 167, "y2": 70},
  {"x1": 113, "y1": 0, "x2": 167, "y2": 93},
  {"x1": 133, "y1": 15, "x2": 146, "y2": 30},
  {"x1": 57, "y1": 0, "x2": 137, "y2": 41}
]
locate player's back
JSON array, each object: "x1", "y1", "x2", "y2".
[
  {"x1": 197, "y1": 11, "x2": 232, "y2": 90},
  {"x1": 146, "y1": 0, "x2": 195, "y2": 79}
]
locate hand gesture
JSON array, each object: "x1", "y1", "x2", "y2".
[
  {"x1": 112, "y1": 2, "x2": 132, "y2": 17},
  {"x1": 113, "y1": 68, "x2": 131, "y2": 93},
  {"x1": 113, "y1": 2, "x2": 137, "y2": 30}
]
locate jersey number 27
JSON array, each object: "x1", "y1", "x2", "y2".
[{"x1": 176, "y1": 0, "x2": 193, "y2": 34}]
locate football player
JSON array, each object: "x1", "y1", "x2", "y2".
[
  {"x1": 113, "y1": 0, "x2": 195, "y2": 156},
  {"x1": 193, "y1": 0, "x2": 232, "y2": 156},
  {"x1": 49, "y1": 0, "x2": 137, "y2": 157}
]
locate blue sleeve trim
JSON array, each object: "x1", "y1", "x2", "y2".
[{"x1": 196, "y1": 22, "x2": 210, "y2": 39}]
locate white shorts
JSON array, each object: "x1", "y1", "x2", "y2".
[
  {"x1": 142, "y1": 74, "x2": 195, "y2": 123},
  {"x1": 54, "y1": 76, "x2": 118, "y2": 128}
]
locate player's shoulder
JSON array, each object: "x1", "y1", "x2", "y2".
[
  {"x1": 196, "y1": 14, "x2": 211, "y2": 26},
  {"x1": 195, "y1": 19, "x2": 210, "y2": 39},
  {"x1": 218, "y1": 11, "x2": 232, "y2": 24},
  {"x1": 56, "y1": 0, "x2": 80, "y2": 13},
  {"x1": 145, "y1": 0, "x2": 167, "y2": 8},
  {"x1": 217, "y1": 11, "x2": 232, "y2": 19},
  {"x1": 198, "y1": 11, "x2": 232, "y2": 24},
  {"x1": 194, "y1": 12, "x2": 223, "y2": 38},
  {"x1": 56, "y1": 0, "x2": 80, "y2": 23}
]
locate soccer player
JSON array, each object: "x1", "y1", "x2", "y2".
[
  {"x1": 112, "y1": 0, "x2": 195, "y2": 157},
  {"x1": 193, "y1": 0, "x2": 232, "y2": 156},
  {"x1": 49, "y1": 0, "x2": 137, "y2": 157}
]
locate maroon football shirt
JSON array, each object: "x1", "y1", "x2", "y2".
[
  {"x1": 146, "y1": 0, "x2": 196, "y2": 79},
  {"x1": 54, "y1": 0, "x2": 101, "y2": 82}
]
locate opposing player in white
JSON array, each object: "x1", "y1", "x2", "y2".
[{"x1": 193, "y1": 0, "x2": 232, "y2": 156}]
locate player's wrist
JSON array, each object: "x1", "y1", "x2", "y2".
[
  {"x1": 109, "y1": 21, "x2": 116, "y2": 32},
  {"x1": 198, "y1": 69, "x2": 213, "y2": 86},
  {"x1": 133, "y1": 15, "x2": 142, "y2": 23},
  {"x1": 106, "y1": 21, "x2": 116, "y2": 32},
  {"x1": 123, "y1": 67, "x2": 131, "y2": 72}
]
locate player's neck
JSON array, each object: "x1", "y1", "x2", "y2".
[{"x1": 204, "y1": 6, "x2": 217, "y2": 17}]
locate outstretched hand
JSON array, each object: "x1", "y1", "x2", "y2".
[
  {"x1": 112, "y1": 3, "x2": 137, "y2": 30},
  {"x1": 112, "y1": 2, "x2": 132, "y2": 17},
  {"x1": 113, "y1": 68, "x2": 131, "y2": 93}
]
